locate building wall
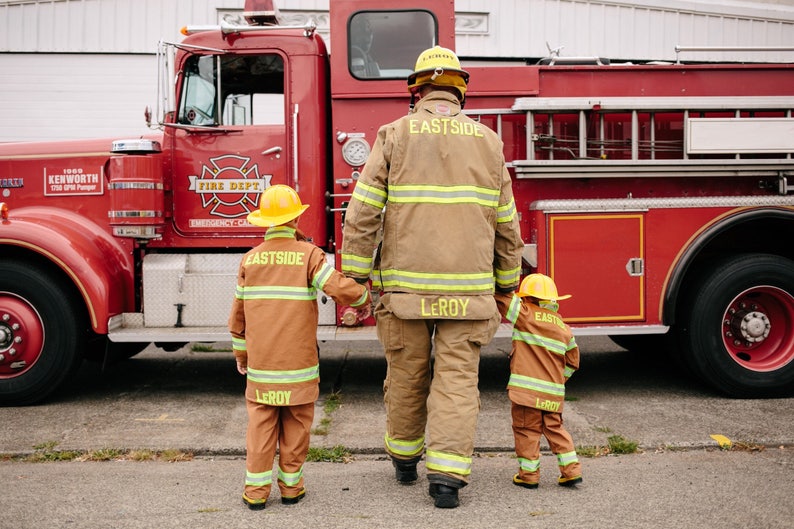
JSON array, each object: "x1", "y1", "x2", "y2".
[{"x1": 1, "y1": 0, "x2": 793, "y2": 141}]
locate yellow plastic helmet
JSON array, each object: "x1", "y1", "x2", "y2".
[
  {"x1": 247, "y1": 184, "x2": 309, "y2": 227},
  {"x1": 407, "y1": 45, "x2": 470, "y2": 100},
  {"x1": 517, "y1": 274, "x2": 572, "y2": 301}
]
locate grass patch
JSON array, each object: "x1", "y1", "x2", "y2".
[
  {"x1": 306, "y1": 445, "x2": 352, "y2": 463},
  {"x1": 576, "y1": 434, "x2": 640, "y2": 458},
  {"x1": 311, "y1": 392, "x2": 343, "y2": 436},
  {"x1": 607, "y1": 434, "x2": 639, "y2": 454},
  {"x1": 14, "y1": 443, "x2": 194, "y2": 463},
  {"x1": 191, "y1": 343, "x2": 232, "y2": 352}
]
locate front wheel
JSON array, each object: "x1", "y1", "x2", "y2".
[
  {"x1": 680, "y1": 254, "x2": 794, "y2": 397},
  {"x1": 0, "y1": 261, "x2": 85, "y2": 405}
]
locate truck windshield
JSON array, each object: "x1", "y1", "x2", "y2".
[
  {"x1": 349, "y1": 10, "x2": 437, "y2": 80},
  {"x1": 178, "y1": 53, "x2": 285, "y2": 126}
]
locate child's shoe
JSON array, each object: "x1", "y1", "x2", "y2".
[
  {"x1": 281, "y1": 488, "x2": 306, "y2": 505},
  {"x1": 242, "y1": 493, "x2": 267, "y2": 510},
  {"x1": 558, "y1": 475, "x2": 582, "y2": 487},
  {"x1": 512, "y1": 474, "x2": 539, "y2": 489}
]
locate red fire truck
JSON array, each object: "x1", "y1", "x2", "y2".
[{"x1": 1, "y1": 0, "x2": 793, "y2": 405}]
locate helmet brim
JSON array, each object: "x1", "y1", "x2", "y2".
[{"x1": 246, "y1": 204, "x2": 309, "y2": 227}]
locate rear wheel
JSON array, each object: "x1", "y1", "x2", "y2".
[
  {"x1": 680, "y1": 254, "x2": 794, "y2": 397},
  {"x1": 0, "y1": 261, "x2": 85, "y2": 405}
]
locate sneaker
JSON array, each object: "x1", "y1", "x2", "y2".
[
  {"x1": 281, "y1": 488, "x2": 306, "y2": 505},
  {"x1": 428, "y1": 483, "x2": 459, "y2": 509},
  {"x1": 242, "y1": 494, "x2": 266, "y2": 510},
  {"x1": 512, "y1": 474, "x2": 539, "y2": 489},
  {"x1": 392, "y1": 458, "x2": 418, "y2": 484},
  {"x1": 558, "y1": 476, "x2": 583, "y2": 487}
]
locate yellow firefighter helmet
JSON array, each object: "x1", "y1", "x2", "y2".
[
  {"x1": 247, "y1": 184, "x2": 309, "y2": 227},
  {"x1": 407, "y1": 45, "x2": 470, "y2": 100},
  {"x1": 517, "y1": 274, "x2": 572, "y2": 301}
]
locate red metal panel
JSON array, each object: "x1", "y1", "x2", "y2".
[{"x1": 549, "y1": 214, "x2": 644, "y2": 323}]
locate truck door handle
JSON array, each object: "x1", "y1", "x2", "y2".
[{"x1": 626, "y1": 258, "x2": 644, "y2": 277}]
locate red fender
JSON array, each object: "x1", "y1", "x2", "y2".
[{"x1": 0, "y1": 205, "x2": 134, "y2": 334}]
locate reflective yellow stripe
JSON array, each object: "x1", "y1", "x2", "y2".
[
  {"x1": 505, "y1": 294, "x2": 521, "y2": 324},
  {"x1": 246, "y1": 469, "x2": 273, "y2": 486},
  {"x1": 312, "y1": 262, "x2": 336, "y2": 290},
  {"x1": 278, "y1": 466, "x2": 303, "y2": 486},
  {"x1": 351, "y1": 181, "x2": 387, "y2": 209},
  {"x1": 232, "y1": 336, "x2": 246, "y2": 353},
  {"x1": 264, "y1": 226, "x2": 296, "y2": 240},
  {"x1": 247, "y1": 364, "x2": 319, "y2": 384},
  {"x1": 388, "y1": 184, "x2": 499, "y2": 207},
  {"x1": 236, "y1": 285, "x2": 316, "y2": 301},
  {"x1": 425, "y1": 450, "x2": 472, "y2": 476},
  {"x1": 495, "y1": 266, "x2": 521, "y2": 287},
  {"x1": 496, "y1": 198, "x2": 517, "y2": 223},
  {"x1": 508, "y1": 373, "x2": 565, "y2": 397},
  {"x1": 341, "y1": 253, "x2": 373, "y2": 275},
  {"x1": 372, "y1": 269, "x2": 494, "y2": 292},
  {"x1": 557, "y1": 451, "x2": 579, "y2": 467},
  {"x1": 384, "y1": 434, "x2": 425, "y2": 457}
]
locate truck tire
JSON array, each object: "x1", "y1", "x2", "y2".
[
  {"x1": 0, "y1": 261, "x2": 85, "y2": 405},
  {"x1": 679, "y1": 254, "x2": 794, "y2": 398}
]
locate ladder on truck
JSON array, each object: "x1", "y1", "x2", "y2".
[{"x1": 467, "y1": 96, "x2": 794, "y2": 194}]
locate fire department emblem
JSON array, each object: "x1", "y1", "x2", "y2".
[{"x1": 188, "y1": 154, "x2": 272, "y2": 218}]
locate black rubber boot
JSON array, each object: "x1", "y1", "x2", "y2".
[
  {"x1": 428, "y1": 483, "x2": 459, "y2": 508},
  {"x1": 392, "y1": 457, "x2": 419, "y2": 484}
]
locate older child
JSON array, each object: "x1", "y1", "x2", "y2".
[
  {"x1": 229, "y1": 185, "x2": 370, "y2": 510},
  {"x1": 495, "y1": 274, "x2": 582, "y2": 489}
]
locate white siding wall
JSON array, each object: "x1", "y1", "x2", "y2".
[
  {"x1": 1, "y1": 0, "x2": 792, "y2": 141},
  {"x1": 0, "y1": 53, "x2": 154, "y2": 142},
  {"x1": 454, "y1": 0, "x2": 794, "y2": 62}
]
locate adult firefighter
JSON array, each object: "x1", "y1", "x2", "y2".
[{"x1": 341, "y1": 46, "x2": 524, "y2": 508}]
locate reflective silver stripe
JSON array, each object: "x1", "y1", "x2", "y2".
[
  {"x1": 505, "y1": 295, "x2": 522, "y2": 324},
  {"x1": 247, "y1": 364, "x2": 320, "y2": 384},
  {"x1": 246, "y1": 470, "x2": 273, "y2": 486},
  {"x1": 496, "y1": 198, "x2": 517, "y2": 223},
  {"x1": 237, "y1": 285, "x2": 317, "y2": 301},
  {"x1": 341, "y1": 253, "x2": 373, "y2": 275},
  {"x1": 425, "y1": 450, "x2": 472, "y2": 476},
  {"x1": 512, "y1": 329, "x2": 568, "y2": 355},
  {"x1": 264, "y1": 226, "x2": 296, "y2": 240},
  {"x1": 557, "y1": 451, "x2": 579, "y2": 467},
  {"x1": 232, "y1": 336, "x2": 246, "y2": 353},
  {"x1": 384, "y1": 434, "x2": 425, "y2": 457},
  {"x1": 312, "y1": 262, "x2": 336, "y2": 290},
  {"x1": 372, "y1": 269, "x2": 494, "y2": 292},
  {"x1": 278, "y1": 466, "x2": 303, "y2": 486},
  {"x1": 351, "y1": 182, "x2": 387, "y2": 208},
  {"x1": 518, "y1": 457, "x2": 540, "y2": 472},
  {"x1": 508, "y1": 373, "x2": 565, "y2": 397},
  {"x1": 495, "y1": 266, "x2": 521, "y2": 287},
  {"x1": 388, "y1": 184, "x2": 499, "y2": 207}
]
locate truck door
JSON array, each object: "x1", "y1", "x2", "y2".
[{"x1": 170, "y1": 52, "x2": 288, "y2": 237}]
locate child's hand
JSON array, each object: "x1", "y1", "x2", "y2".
[{"x1": 236, "y1": 361, "x2": 247, "y2": 375}]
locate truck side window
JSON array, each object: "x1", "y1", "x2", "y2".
[
  {"x1": 178, "y1": 54, "x2": 285, "y2": 126},
  {"x1": 349, "y1": 10, "x2": 437, "y2": 80},
  {"x1": 220, "y1": 54, "x2": 285, "y2": 126},
  {"x1": 179, "y1": 55, "x2": 217, "y2": 125}
]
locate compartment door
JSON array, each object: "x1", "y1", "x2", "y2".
[{"x1": 549, "y1": 214, "x2": 645, "y2": 323}]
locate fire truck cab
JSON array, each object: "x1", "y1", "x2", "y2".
[{"x1": 1, "y1": 0, "x2": 793, "y2": 405}]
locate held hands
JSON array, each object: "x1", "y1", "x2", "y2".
[{"x1": 236, "y1": 360, "x2": 247, "y2": 375}]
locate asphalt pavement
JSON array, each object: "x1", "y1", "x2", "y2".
[{"x1": 1, "y1": 336, "x2": 793, "y2": 529}]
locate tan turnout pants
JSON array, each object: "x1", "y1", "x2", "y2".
[
  {"x1": 377, "y1": 306, "x2": 500, "y2": 485},
  {"x1": 511, "y1": 402, "x2": 582, "y2": 483},
  {"x1": 244, "y1": 400, "x2": 314, "y2": 501}
]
